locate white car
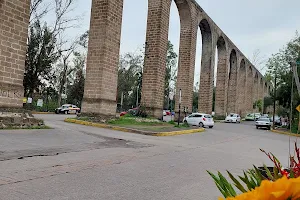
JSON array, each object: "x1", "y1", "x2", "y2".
[
  {"x1": 256, "y1": 118, "x2": 271, "y2": 130},
  {"x1": 183, "y1": 113, "x2": 214, "y2": 128},
  {"x1": 225, "y1": 113, "x2": 241, "y2": 123},
  {"x1": 254, "y1": 113, "x2": 261, "y2": 120}
]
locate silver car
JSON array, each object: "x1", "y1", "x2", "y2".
[{"x1": 255, "y1": 118, "x2": 271, "y2": 130}]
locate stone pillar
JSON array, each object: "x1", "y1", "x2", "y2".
[
  {"x1": 215, "y1": 38, "x2": 228, "y2": 117},
  {"x1": 141, "y1": 0, "x2": 171, "y2": 118},
  {"x1": 227, "y1": 50, "x2": 238, "y2": 114},
  {"x1": 198, "y1": 20, "x2": 214, "y2": 114},
  {"x1": 245, "y1": 67, "x2": 254, "y2": 113},
  {"x1": 175, "y1": 4, "x2": 196, "y2": 116},
  {"x1": 0, "y1": 0, "x2": 31, "y2": 109},
  {"x1": 81, "y1": 0, "x2": 123, "y2": 117},
  {"x1": 259, "y1": 79, "x2": 264, "y2": 113},
  {"x1": 237, "y1": 61, "x2": 246, "y2": 117}
]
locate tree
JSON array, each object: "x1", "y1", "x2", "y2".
[
  {"x1": 263, "y1": 96, "x2": 273, "y2": 113},
  {"x1": 249, "y1": 49, "x2": 267, "y2": 73},
  {"x1": 117, "y1": 53, "x2": 144, "y2": 111},
  {"x1": 264, "y1": 31, "x2": 300, "y2": 132},
  {"x1": 24, "y1": 20, "x2": 57, "y2": 98},
  {"x1": 25, "y1": 0, "x2": 84, "y2": 104},
  {"x1": 164, "y1": 41, "x2": 178, "y2": 109}
]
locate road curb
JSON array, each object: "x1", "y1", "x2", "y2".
[
  {"x1": 32, "y1": 112, "x2": 55, "y2": 114},
  {"x1": 270, "y1": 129, "x2": 300, "y2": 137},
  {"x1": 64, "y1": 118, "x2": 205, "y2": 137}
]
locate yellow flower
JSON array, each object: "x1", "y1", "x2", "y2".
[{"x1": 219, "y1": 177, "x2": 300, "y2": 200}]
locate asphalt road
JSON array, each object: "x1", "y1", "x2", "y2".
[{"x1": 0, "y1": 114, "x2": 297, "y2": 200}]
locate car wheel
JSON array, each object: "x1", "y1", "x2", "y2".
[
  {"x1": 268, "y1": 126, "x2": 271, "y2": 130},
  {"x1": 256, "y1": 126, "x2": 259, "y2": 129},
  {"x1": 64, "y1": 110, "x2": 68, "y2": 115},
  {"x1": 208, "y1": 126, "x2": 213, "y2": 129},
  {"x1": 199, "y1": 122, "x2": 204, "y2": 128}
]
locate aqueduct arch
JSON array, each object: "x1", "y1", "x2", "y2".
[{"x1": 0, "y1": 0, "x2": 270, "y2": 118}]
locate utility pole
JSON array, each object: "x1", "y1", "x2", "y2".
[
  {"x1": 136, "y1": 85, "x2": 139, "y2": 108},
  {"x1": 178, "y1": 89, "x2": 182, "y2": 126},
  {"x1": 273, "y1": 73, "x2": 277, "y2": 129}
]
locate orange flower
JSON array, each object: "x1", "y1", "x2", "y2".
[{"x1": 219, "y1": 177, "x2": 300, "y2": 200}]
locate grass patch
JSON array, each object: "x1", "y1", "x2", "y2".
[
  {"x1": 108, "y1": 116, "x2": 165, "y2": 126},
  {"x1": 168, "y1": 120, "x2": 176, "y2": 125}
]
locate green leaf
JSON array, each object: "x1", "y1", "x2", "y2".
[
  {"x1": 218, "y1": 172, "x2": 237, "y2": 197},
  {"x1": 238, "y1": 171, "x2": 254, "y2": 191},
  {"x1": 253, "y1": 165, "x2": 264, "y2": 183},
  {"x1": 290, "y1": 170, "x2": 295, "y2": 178},
  {"x1": 227, "y1": 171, "x2": 247, "y2": 193},
  {"x1": 264, "y1": 164, "x2": 275, "y2": 181},
  {"x1": 273, "y1": 166, "x2": 280, "y2": 180}
]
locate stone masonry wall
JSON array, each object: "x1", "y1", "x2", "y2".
[
  {"x1": 198, "y1": 20, "x2": 214, "y2": 114},
  {"x1": 215, "y1": 37, "x2": 228, "y2": 117},
  {"x1": 140, "y1": 0, "x2": 172, "y2": 118},
  {"x1": 81, "y1": 0, "x2": 123, "y2": 116},
  {"x1": 227, "y1": 50, "x2": 238, "y2": 114},
  {"x1": 0, "y1": 0, "x2": 31, "y2": 108},
  {"x1": 174, "y1": 1, "x2": 197, "y2": 116}
]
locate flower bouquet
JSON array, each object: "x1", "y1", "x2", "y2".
[{"x1": 208, "y1": 142, "x2": 300, "y2": 200}]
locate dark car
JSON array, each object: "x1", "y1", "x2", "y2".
[
  {"x1": 269, "y1": 116, "x2": 282, "y2": 126},
  {"x1": 55, "y1": 104, "x2": 80, "y2": 114}
]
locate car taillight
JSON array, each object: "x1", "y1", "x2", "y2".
[{"x1": 203, "y1": 118, "x2": 206, "y2": 121}]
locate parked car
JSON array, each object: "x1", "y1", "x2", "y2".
[
  {"x1": 183, "y1": 113, "x2": 214, "y2": 128},
  {"x1": 225, "y1": 113, "x2": 241, "y2": 123},
  {"x1": 55, "y1": 104, "x2": 80, "y2": 114},
  {"x1": 255, "y1": 118, "x2": 271, "y2": 130},
  {"x1": 163, "y1": 110, "x2": 171, "y2": 116},
  {"x1": 270, "y1": 115, "x2": 282, "y2": 126},
  {"x1": 245, "y1": 113, "x2": 261, "y2": 121},
  {"x1": 245, "y1": 113, "x2": 255, "y2": 121},
  {"x1": 254, "y1": 113, "x2": 261, "y2": 120},
  {"x1": 120, "y1": 107, "x2": 139, "y2": 117}
]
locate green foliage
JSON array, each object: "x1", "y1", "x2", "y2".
[
  {"x1": 168, "y1": 120, "x2": 176, "y2": 125},
  {"x1": 253, "y1": 99, "x2": 263, "y2": 112},
  {"x1": 117, "y1": 52, "x2": 143, "y2": 111},
  {"x1": 66, "y1": 52, "x2": 85, "y2": 107},
  {"x1": 164, "y1": 41, "x2": 178, "y2": 109},
  {"x1": 265, "y1": 32, "x2": 300, "y2": 119},
  {"x1": 24, "y1": 20, "x2": 58, "y2": 97},
  {"x1": 207, "y1": 166, "x2": 266, "y2": 198},
  {"x1": 108, "y1": 117, "x2": 164, "y2": 126},
  {"x1": 263, "y1": 96, "x2": 273, "y2": 113}
]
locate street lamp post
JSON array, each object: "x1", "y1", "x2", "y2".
[
  {"x1": 272, "y1": 73, "x2": 277, "y2": 129},
  {"x1": 178, "y1": 89, "x2": 182, "y2": 126}
]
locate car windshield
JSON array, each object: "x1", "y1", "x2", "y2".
[
  {"x1": 258, "y1": 118, "x2": 270, "y2": 122},
  {"x1": 204, "y1": 115, "x2": 212, "y2": 118}
]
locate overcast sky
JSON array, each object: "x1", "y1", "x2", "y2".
[{"x1": 63, "y1": 0, "x2": 300, "y2": 82}]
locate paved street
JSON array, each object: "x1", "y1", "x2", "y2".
[{"x1": 0, "y1": 114, "x2": 297, "y2": 200}]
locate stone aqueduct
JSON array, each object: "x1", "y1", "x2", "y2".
[{"x1": 0, "y1": 0, "x2": 272, "y2": 118}]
